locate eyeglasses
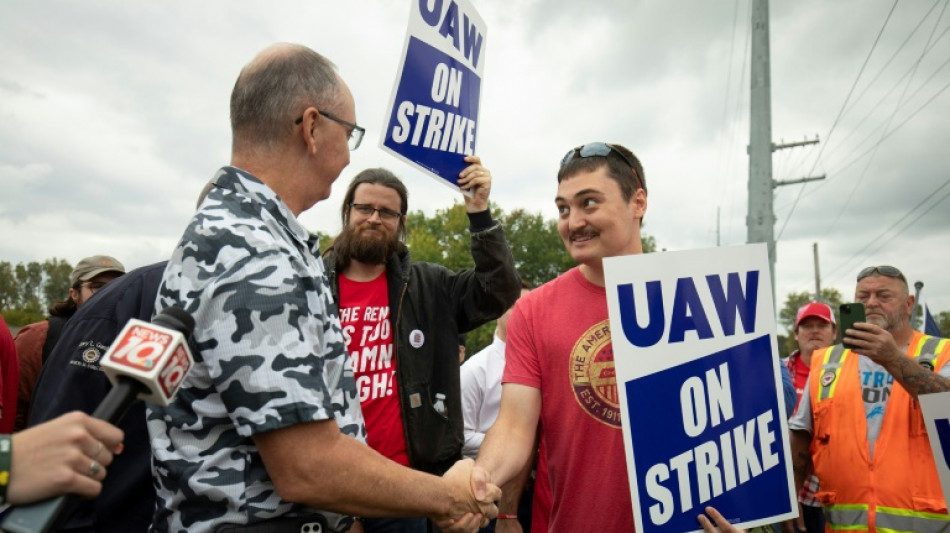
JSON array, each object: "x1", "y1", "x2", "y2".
[
  {"x1": 295, "y1": 110, "x2": 365, "y2": 151},
  {"x1": 560, "y1": 142, "x2": 643, "y2": 189},
  {"x1": 857, "y1": 265, "x2": 907, "y2": 283},
  {"x1": 81, "y1": 281, "x2": 107, "y2": 292},
  {"x1": 350, "y1": 203, "x2": 403, "y2": 221}
]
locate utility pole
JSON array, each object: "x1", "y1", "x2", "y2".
[
  {"x1": 747, "y1": 0, "x2": 824, "y2": 309},
  {"x1": 813, "y1": 242, "x2": 821, "y2": 301}
]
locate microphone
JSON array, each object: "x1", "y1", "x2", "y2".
[{"x1": 1, "y1": 306, "x2": 195, "y2": 533}]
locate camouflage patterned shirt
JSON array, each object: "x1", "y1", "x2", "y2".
[{"x1": 148, "y1": 166, "x2": 366, "y2": 533}]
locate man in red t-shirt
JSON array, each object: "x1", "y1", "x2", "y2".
[
  {"x1": 785, "y1": 301, "x2": 836, "y2": 533},
  {"x1": 475, "y1": 142, "x2": 650, "y2": 532},
  {"x1": 323, "y1": 162, "x2": 521, "y2": 533}
]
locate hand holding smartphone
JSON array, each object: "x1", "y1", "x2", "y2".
[{"x1": 839, "y1": 303, "x2": 866, "y2": 350}]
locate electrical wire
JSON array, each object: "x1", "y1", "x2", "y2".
[
  {"x1": 775, "y1": 0, "x2": 899, "y2": 241},
  {"x1": 823, "y1": 178, "x2": 950, "y2": 283}
]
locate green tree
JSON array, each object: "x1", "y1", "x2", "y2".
[
  {"x1": 930, "y1": 310, "x2": 950, "y2": 336},
  {"x1": 777, "y1": 288, "x2": 843, "y2": 357},
  {"x1": 42, "y1": 258, "x2": 73, "y2": 309},
  {"x1": 14, "y1": 261, "x2": 44, "y2": 314},
  {"x1": 405, "y1": 202, "x2": 657, "y2": 356},
  {"x1": 0, "y1": 261, "x2": 16, "y2": 311}
]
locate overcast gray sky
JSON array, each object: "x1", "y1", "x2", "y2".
[{"x1": 2, "y1": 1, "x2": 949, "y2": 328}]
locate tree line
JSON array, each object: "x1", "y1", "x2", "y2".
[
  {"x1": 6, "y1": 202, "x2": 946, "y2": 356},
  {"x1": 0, "y1": 203, "x2": 656, "y2": 354},
  {"x1": 0, "y1": 258, "x2": 73, "y2": 326}
]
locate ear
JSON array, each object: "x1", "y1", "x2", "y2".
[
  {"x1": 631, "y1": 187, "x2": 647, "y2": 219},
  {"x1": 299, "y1": 107, "x2": 321, "y2": 155},
  {"x1": 68, "y1": 287, "x2": 80, "y2": 305}
]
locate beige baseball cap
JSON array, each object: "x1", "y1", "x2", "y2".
[{"x1": 70, "y1": 255, "x2": 126, "y2": 286}]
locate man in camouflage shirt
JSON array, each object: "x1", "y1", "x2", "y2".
[{"x1": 150, "y1": 43, "x2": 498, "y2": 533}]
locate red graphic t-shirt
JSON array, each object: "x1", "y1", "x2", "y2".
[{"x1": 338, "y1": 272, "x2": 408, "y2": 466}]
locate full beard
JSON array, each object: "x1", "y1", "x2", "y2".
[{"x1": 333, "y1": 223, "x2": 402, "y2": 265}]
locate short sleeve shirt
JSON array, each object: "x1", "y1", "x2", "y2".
[{"x1": 148, "y1": 166, "x2": 365, "y2": 533}]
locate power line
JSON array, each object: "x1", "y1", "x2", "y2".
[
  {"x1": 837, "y1": 0, "x2": 943, "y2": 127},
  {"x1": 715, "y1": 0, "x2": 742, "y2": 244},
  {"x1": 824, "y1": 71, "x2": 950, "y2": 178},
  {"x1": 825, "y1": 2, "x2": 946, "y2": 232},
  {"x1": 723, "y1": 4, "x2": 752, "y2": 245},
  {"x1": 820, "y1": 17, "x2": 950, "y2": 172},
  {"x1": 824, "y1": 178, "x2": 950, "y2": 283},
  {"x1": 775, "y1": 0, "x2": 899, "y2": 241}
]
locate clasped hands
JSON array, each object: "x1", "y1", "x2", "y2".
[{"x1": 433, "y1": 458, "x2": 500, "y2": 533}]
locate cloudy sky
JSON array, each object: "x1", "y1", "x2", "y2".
[{"x1": 2, "y1": 1, "x2": 949, "y2": 327}]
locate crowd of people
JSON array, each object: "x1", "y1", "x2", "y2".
[{"x1": 0, "y1": 42, "x2": 948, "y2": 533}]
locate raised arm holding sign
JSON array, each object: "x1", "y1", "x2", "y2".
[{"x1": 381, "y1": 0, "x2": 487, "y2": 193}]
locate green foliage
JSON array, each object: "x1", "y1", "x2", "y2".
[
  {"x1": 497, "y1": 208, "x2": 575, "y2": 288},
  {"x1": 15, "y1": 261, "x2": 44, "y2": 313},
  {"x1": 405, "y1": 202, "x2": 658, "y2": 356},
  {"x1": 777, "y1": 288, "x2": 843, "y2": 357},
  {"x1": 0, "y1": 257, "x2": 74, "y2": 326},
  {"x1": 922, "y1": 310, "x2": 950, "y2": 337},
  {"x1": 0, "y1": 262, "x2": 16, "y2": 311},
  {"x1": 1, "y1": 308, "x2": 44, "y2": 327},
  {"x1": 42, "y1": 258, "x2": 73, "y2": 308}
]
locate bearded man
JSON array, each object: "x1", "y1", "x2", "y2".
[{"x1": 324, "y1": 162, "x2": 521, "y2": 533}]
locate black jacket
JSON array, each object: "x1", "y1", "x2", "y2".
[
  {"x1": 325, "y1": 217, "x2": 520, "y2": 474},
  {"x1": 29, "y1": 261, "x2": 168, "y2": 533}
]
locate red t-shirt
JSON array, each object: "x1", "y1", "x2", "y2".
[
  {"x1": 505, "y1": 267, "x2": 634, "y2": 532},
  {"x1": 0, "y1": 316, "x2": 20, "y2": 433},
  {"x1": 786, "y1": 350, "x2": 811, "y2": 414},
  {"x1": 338, "y1": 273, "x2": 408, "y2": 466}
]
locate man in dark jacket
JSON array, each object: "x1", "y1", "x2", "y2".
[
  {"x1": 324, "y1": 160, "x2": 520, "y2": 533},
  {"x1": 14, "y1": 255, "x2": 125, "y2": 430},
  {"x1": 28, "y1": 261, "x2": 167, "y2": 533}
]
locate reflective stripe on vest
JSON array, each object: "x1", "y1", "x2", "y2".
[
  {"x1": 876, "y1": 505, "x2": 950, "y2": 533},
  {"x1": 917, "y1": 336, "x2": 950, "y2": 369},
  {"x1": 817, "y1": 345, "x2": 849, "y2": 402},
  {"x1": 825, "y1": 504, "x2": 869, "y2": 531}
]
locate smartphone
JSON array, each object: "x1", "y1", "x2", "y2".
[{"x1": 839, "y1": 302, "x2": 866, "y2": 350}]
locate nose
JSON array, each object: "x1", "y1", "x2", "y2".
[
  {"x1": 367, "y1": 209, "x2": 383, "y2": 223},
  {"x1": 567, "y1": 209, "x2": 588, "y2": 231}
]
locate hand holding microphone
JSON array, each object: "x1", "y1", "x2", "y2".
[
  {"x1": 1, "y1": 306, "x2": 195, "y2": 533},
  {"x1": 4, "y1": 411, "x2": 124, "y2": 505}
]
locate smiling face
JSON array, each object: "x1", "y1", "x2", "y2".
[
  {"x1": 855, "y1": 274, "x2": 914, "y2": 334},
  {"x1": 555, "y1": 166, "x2": 647, "y2": 270},
  {"x1": 336, "y1": 182, "x2": 404, "y2": 265}
]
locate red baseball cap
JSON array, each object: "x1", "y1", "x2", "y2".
[{"x1": 795, "y1": 302, "x2": 835, "y2": 329}]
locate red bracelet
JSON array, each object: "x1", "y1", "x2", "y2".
[{"x1": 497, "y1": 514, "x2": 518, "y2": 520}]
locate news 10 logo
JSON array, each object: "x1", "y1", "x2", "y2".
[
  {"x1": 110, "y1": 325, "x2": 173, "y2": 370},
  {"x1": 101, "y1": 319, "x2": 194, "y2": 406},
  {"x1": 159, "y1": 344, "x2": 191, "y2": 400}
]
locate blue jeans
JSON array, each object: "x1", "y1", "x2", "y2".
[{"x1": 362, "y1": 517, "x2": 428, "y2": 533}]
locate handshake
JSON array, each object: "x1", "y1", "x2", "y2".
[{"x1": 430, "y1": 458, "x2": 502, "y2": 533}]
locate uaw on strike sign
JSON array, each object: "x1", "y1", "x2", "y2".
[
  {"x1": 604, "y1": 244, "x2": 796, "y2": 533},
  {"x1": 381, "y1": 0, "x2": 485, "y2": 192}
]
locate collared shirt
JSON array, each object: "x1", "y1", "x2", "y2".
[
  {"x1": 460, "y1": 334, "x2": 506, "y2": 459},
  {"x1": 149, "y1": 166, "x2": 365, "y2": 533}
]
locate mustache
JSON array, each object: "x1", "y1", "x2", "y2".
[{"x1": 569, "y1": 229, "x2": 597, "y2": 241}]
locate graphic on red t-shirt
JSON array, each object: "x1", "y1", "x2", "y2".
[
  {"x1": 338, "y1": 273, "x2": 408, "y2": 465},
  {"x1": 569, "y1": 319, "x2": 621, "y2": 428}
]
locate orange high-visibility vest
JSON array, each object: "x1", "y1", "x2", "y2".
[{"x1": 809, "y1": 331, "x2": 950, "y2": 533}]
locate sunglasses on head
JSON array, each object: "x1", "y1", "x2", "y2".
[
  {"x1": 857, "y1": 265, "x2": 906, "y2": 283},
  {"x1": 560, "y1": 142, "x2": 642, "y2": 190}
]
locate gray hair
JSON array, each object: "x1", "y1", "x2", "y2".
[{"x1": 230, "y1": 43, "x2": 341, "y2": 149}]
